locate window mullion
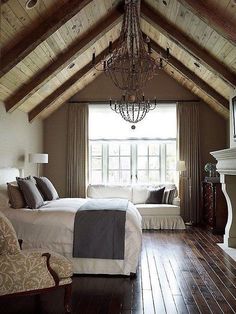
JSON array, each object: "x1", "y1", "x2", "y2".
[
  {"x1": 160, "y1": 143, "x2": 166, "y2": 183},
  {"x1": 119, "y1": 144, "x2": 121, "y2": 184},
  {"x1": 103, "y1": 143, "x2": 108, "y2": 184},
  {"x1": 131, "y1": 143, "x2": 136, "y2": 184}
]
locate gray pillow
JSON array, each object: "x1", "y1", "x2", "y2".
[
  {"x1": 7, "y1": 183, "x2": 26, "y2": 209},
  {"x1": 17, "y1": 180, "x2": 44, "y2": 209},
  {"x1": 34, "y1": 177, "x2": 59, "y2": 201},
  {"x1": 16, "y1": 175, "x2": 36, "y2": 184},
  {"x1": 162, "y1": 188, "x2": 176, "y2": 204},
  {"x1": 146, "y1": 187, "x2": 165, "y2": 204}
]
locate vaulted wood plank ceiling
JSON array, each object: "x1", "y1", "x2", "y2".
[{"x1": 0, "y1": 0, "x2": 235, "y2": 121}]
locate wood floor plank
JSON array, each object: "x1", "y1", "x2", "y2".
[
  {"x1": 2, "y1": 228, "x2": 236, "y2": 314},
  {"x1": 188, "y1": 232, "x2": 236, "y2": 300},
  {"x1": 161, "y1": 233, "x2": 210, "y2": 314},
  {"x1": 167, "y1": 232, "x2": 225, "y2": 314},
  {"x1": 145, "y1": 234, "x2": 167, "y2": 313},
  {"x1": 183, "y1": 232, "x2": 236, "y2": 313},
  {"x1": 194, "y1": 228, "x2": 236, "y2": 274},
  {"x1": 152, "y1": 236, "x2": 199, "y2": 313},
  {"x1": 147, "y1": 232, "x2": 179, "y2": 314}
]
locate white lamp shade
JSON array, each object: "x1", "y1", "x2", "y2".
[
  {"x1": 29, "y1": 153, "x2": 48, "y2": 164},
  {"x1": 176, "y1": 160, "x2": 186, "y2": 172}
]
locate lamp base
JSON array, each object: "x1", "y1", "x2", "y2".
[
  {"x1": 185, "y1": 221, "x2": 193, "y2": 226},
  {"x1": 37, "y1": 164, "x2": 40, "y2": 177}
]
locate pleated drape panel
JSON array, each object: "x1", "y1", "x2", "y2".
[
  {"x1": 67, "y1": 103, "x2": 88, "y2": 198},
  {"x1": 177, "y1": 102, "x2": 201, "y2": 224}
]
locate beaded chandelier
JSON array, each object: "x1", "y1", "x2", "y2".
[
  {"x1": 92, "y1": 0, "x2": 169, "y2": 125},
  {"x1": 110, "y1": 90, "x2": 156, "y2": 126}
]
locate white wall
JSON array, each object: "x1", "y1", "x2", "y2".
[
  {"x1": 230, "y1": 89, "x2": 236, "y2": 148},
  {"x1": 0, "y1": 102, "x2": 43, "y2": 176}
]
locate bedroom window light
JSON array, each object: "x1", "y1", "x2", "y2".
[{"x1": 89, "y1": 104, "x2": 177, "y2": 185}]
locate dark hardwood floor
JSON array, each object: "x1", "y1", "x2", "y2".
[{"x1": 1, "y1": 227, "x2": 236, "y2": 314}]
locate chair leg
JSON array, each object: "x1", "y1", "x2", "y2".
[{"x1": 64, "y1": 284, "x2": 72, "y2": 313}]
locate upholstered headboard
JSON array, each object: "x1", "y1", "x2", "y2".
[{"x1": 0, "y1": 168, "x2": 22, "y2": 185}]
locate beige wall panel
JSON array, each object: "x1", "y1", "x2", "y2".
[
  {"x1": 0, "y1": 102, "x2": 43, "y2": 176},
  {"x1": 199, "y1": 101, "x2": 228, "y2": 179},
  {"x1": 230, "y1": 89, "x2": 236, "y2": 148},
  {"x1": 71, "y1": 70, "x2": 196, "y2": 102},
  {"x1": 44, "y1": 105, "x2": 67, "y2": 196}
]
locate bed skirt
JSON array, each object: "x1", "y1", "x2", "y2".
[{"x1": 142, "y1": 215, "x2": 185, "y2": 230}]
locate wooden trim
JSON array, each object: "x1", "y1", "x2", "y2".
[
  {"x1": 5, "y1": 7, "x2": 122, "y2": 113},
  {"x1": 0, "y1": 283, "x2": 72, "y2": 300},
  {"x1": 64, "y1": 284, "x2": 72, "y2": 313},
  {"x1": 148, "y1": 36, "x2": 229, "y2": 110},
  {"x1": 68, "y1": 99, "x2": 200, "y2": 104},
  {"x1": 28, "y1": 40, "x2": 119, "y2": 122},
  {"x1": 0, "y1": 0, "x2": 93, "y2": 77},
  {"x1": 42, "y1": 253, "x2": 60, "y2": 286},
  {"x1": 0, "y1": 283, "x2": 72, "y2": 313},
  {"x1": 141, "y1": 2, "x2": 236, "y2": 87},
  {"x1": 177, "y1": 0, "x2": 236, "y2": 44}
]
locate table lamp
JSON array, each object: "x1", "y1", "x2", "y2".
[{"x1": 29, "y1": 153, "x2": 48, "y2": 176}]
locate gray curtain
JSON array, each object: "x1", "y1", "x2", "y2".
[
  {"x1": 177, "y1": 102, "x2": 201, "y2": 224},
  {"x1": 66, "y1": 103, "x2": 88, "y2": 198}
]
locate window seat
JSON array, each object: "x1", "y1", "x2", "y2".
[{"x1": 87, "y1": 184, "x2": 185, "y2": 230}]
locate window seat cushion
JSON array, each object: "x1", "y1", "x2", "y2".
[{"x1": 135, "y1": 204, "x2": 180, "y2": 216}]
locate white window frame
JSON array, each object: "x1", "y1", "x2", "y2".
[{"x1": 89, "y1": 139, "x2": 176, "y2": 185}]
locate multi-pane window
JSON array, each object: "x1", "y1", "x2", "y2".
[
  {"x1": 90, "y1": 143, "x2": 103, "y2": 184},
  {"x1": 89, "y1": 140, "x2": 176, "y2": 185},
  {"x1": 137, "y1": 142, "x2": 160, "y2": 184},
  {"x1": 108, "y1": 143, "x2": 131, "y2": 184},
  {"x1": 89, "y1": 104, "x2": 177, "y2": 185}
]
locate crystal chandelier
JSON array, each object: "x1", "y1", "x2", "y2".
[{"x1": 92, "y1": 0, "x2": 169, "y2": 125}]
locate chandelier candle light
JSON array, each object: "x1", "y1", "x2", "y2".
[{"x1": 92, "y1": 0, "x2": 169, "y2": 126}]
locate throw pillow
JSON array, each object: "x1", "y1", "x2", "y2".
[
  {"x1": 0, "y1": 189, "x2": 10, "y2": 208},
  {"x1": 34, "y1": 176, "x2": 59, "y2": 201},
  {"x1": 162, "y1": 188, "x2": 176, "y2": 204},
  {"x1": 146, "y1": 187, "x2": 165, "y2": 204},
  {"x1": 7, "y1": 183, "x2": 26, "y2": 209},
  {"x1": 17, "y1": 180, "x2": 44, "y2": 209},
  {"x1": 16, "y1": 175, "x2": 36, "y2": 184}
]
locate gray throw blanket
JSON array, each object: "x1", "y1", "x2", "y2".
[{"x1": 73, "y1": 199, "x2": 128, "y2": 260}]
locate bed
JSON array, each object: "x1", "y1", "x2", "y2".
[{"x1": 0, "y1": 168, "x2": 142, "y2": 276}]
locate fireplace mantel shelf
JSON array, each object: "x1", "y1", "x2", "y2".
[{"x1": 211, "y1": 148, "x2": 236, "y2": 175}]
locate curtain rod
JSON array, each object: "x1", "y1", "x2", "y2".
[{"x1": 69, "y1": 99, "x2": 200, "y2": 104}]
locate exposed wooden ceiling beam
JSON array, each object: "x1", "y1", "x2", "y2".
[
  {"x1": 28, "y1": 40, "x2": 119, "y2": 122},
  {"x1": 0, "y1": 0, "x2": 92, "y2": 77},
  {"x1": 147, "y1": 35, "x2": 229, "y2": 112},
  {"x1": 5, "y1": 7, "x2": 122, "y2": 113},
  {"x1": 177, "y1": 0, "x2": 236, "y2": 44},
  {"x1": 141, "y1": 2, "x2": 236, "y2": 87}
]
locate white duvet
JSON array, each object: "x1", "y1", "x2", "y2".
[{"x1": 1, "y1": 198, "x2": 142, "y2": 275}]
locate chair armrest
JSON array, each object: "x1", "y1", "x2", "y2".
[
  {"x1": 172, "y1": 197, "x2": 180, "y2": 206},
  {"x1": 42, "y1": 253, "x2": 60, "y2": 286}
]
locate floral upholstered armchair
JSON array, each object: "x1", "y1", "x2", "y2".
[{"x1": 0, "y1": 212, "x2": 73, "y2": 313}]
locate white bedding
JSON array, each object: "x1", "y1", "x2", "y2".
[{"x1": 1, "y1": 198, "x2": 142, "y2": 275}]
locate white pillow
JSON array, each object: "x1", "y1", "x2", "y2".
[
  {"x1": 87, "y1": 184, "x2": 133, "y2": 201},
  {"x1": 132, "y1": 186, "x2": 150, "y2": 204}
]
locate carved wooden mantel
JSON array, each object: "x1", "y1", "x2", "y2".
[{"x1": 211, "y1": 147, "x2": 236, "y2": 248}]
